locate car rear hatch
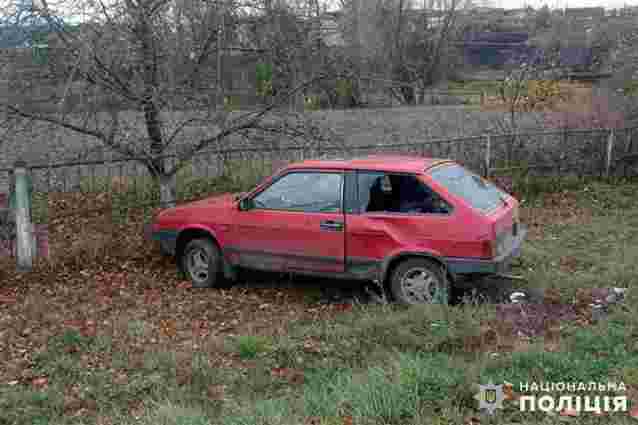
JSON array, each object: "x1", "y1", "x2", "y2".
[
  {"x1": 485, "y1": 195, "x2": 523, "y2": 260},
  {"x1": 427, "y1": 163, "x2": 524, "y2": 260}
]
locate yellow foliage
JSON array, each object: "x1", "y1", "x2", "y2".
[{"x1": 527, "y1": 80, "x2": 563, "y2": 108}]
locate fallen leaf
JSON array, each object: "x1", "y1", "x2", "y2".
[
  {"x1": 177, "y1": 281, "x2": 191, "y2": 289},
  {"x1": 31, "y1": 377, "x2": 48, "y2": 388},
  {"x1": 207, "y1": 384, "x2": 226, "y2": 400},
  {"x1": 303, "y1": 338, "x2": 322, "y2": 353},
  {"x1": 159, "y1": 319, "x2": 177, "y2": 338},
  {"x1": 559, "y1": 408, "x2": 579, "y2": 417},
  {"x1": 270, "y1": 367, "x2": 291, "y2": 378},
  {"x1": 544, "y1": 288, "x2": 562, "y2": 304},
  {"x1": 333, "y1": 303, "x2": 352, "y2": 312},
  {"x1": 270, "y1": 367, "x2": 304, "y2": 384},
  {"x1": 63, "y1": 395, "x2": 83, "y2": 414},
  {"x1": 342, "y1": 415, "x2": 354, "y2": 425},
  {"x1": 0, "y1": 295, "x2": 17, "y2": 304},
  {"x1": 81, "y1": 321, "x2": 98, "y2": 338},
  {"x1": 113, "y1": 372, "x2": 128, "y2": 385},
  {"x1": 64, "y1": 345, "x2": 80, "y2": 354},
  {"x1": 503, "y1": 382, "x2": 519, "y2": 401}
]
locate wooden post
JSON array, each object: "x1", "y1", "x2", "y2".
[
  {"x1": 606, "y1": 128, "x2": 615, "y2": 178},
  {"x1": 484, "y1": 134, "x2": 491, "y2": 178},
  {"x1": 13, "y1": 161, "x2": 34, "y2": 270}
]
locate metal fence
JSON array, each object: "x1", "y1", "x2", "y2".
[
  {"x1": 1, "y1": 125, "x2": 637, "y2": 217},
  {"x1": 0, "y1": 125, "x2": 637, "y2": 261}
]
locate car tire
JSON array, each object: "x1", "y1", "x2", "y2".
[
  {"x1": 389, "y1": 257, "x2": 450, "y2": 305},
  {"x1": 181, "y1": 238, "x2": 223, "y2": 288}
]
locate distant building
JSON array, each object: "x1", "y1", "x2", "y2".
[{"x1": 461, "y1": 31, "x2": 596, "y2": 71}]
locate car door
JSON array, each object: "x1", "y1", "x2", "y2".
[
  {"x1": 232, "y1": 170, "x2": 346, "y2": 274},
  {"x1": 345, "y1": 171, "x2": 460, "y2": 273}
]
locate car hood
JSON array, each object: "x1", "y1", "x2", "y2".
[
  {"x1": 157, "y1": 193, "x2": 237, "y2": 221},
  {"x1": 182, "y1": 193, "x2": 237, "y2": 208}
]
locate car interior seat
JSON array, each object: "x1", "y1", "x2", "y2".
[{"x1": 366, "y1": 177, "x2": 388, "y2": 212}]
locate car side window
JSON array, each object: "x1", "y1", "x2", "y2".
[
  {"x1": 251, "y1": 172, "x2": 343, "y2": 213},
  {"x1": 357, "y1": 172, "x2": 451, "y2": 214}
]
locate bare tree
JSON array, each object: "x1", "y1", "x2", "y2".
[
  {"x1": 338, "y1": 0, "x2": 470, "y2": 105},
  {"x1": 487, "y1": 46, "x2": 560, "y2": 162},
  {"x1": 402, "y1": 0, "x2": 471, "y2": 104},
  {"x1": 2, "y1": 0, "x2": 341, "y2": 207}
]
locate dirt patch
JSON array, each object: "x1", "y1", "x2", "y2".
[{"x1": 520, "y1": 192, "x2": 594, "y2": 239}]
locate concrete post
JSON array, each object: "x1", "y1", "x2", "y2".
[{"x1": 13, "y1": 161, "x2": 34, "y2": 270}]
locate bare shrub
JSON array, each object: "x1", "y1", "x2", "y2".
[{"x1": 544, "y1": 86, "x2": 625, "y2": 129}]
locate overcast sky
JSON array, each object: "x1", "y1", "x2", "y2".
[{"x1": 6, "y1": 0, "x2": 638, "y2": 24}]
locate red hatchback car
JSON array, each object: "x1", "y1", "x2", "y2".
[{"x1": 145, "y1": 155, "x2": 526, "y2": 304}]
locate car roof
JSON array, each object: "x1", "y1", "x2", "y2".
[{"x1": 286, "y1": 155, "x2": 454, "y2": 174}]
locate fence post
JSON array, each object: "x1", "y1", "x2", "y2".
[
  {"x1": 484, "y1": 134, "x2": 491, "y2": 178},
  {"x1": 12, "y1": 161, "x2": 34, "y2": 270},
  {"x1": 606, "y1": 128, "x2": 615, "y2": 178}
]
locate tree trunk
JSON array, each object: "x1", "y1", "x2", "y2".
[{"x1": 159, "y1": 173, "x2": 177, "y2": 209}]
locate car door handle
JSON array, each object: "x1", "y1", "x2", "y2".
[{"x1": 320, "y1": 220, "x2": 344, "y2": 231}]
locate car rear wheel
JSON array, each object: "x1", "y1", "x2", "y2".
[
  {"x1": 389, "y1": 258, "x2": 449, "y2": 305},
  {"x1": 182, "y1": 238, "x2": 222, "y2": 288}
]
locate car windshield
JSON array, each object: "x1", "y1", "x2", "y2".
[{"x1": 427, "y1": 164, "x2": 507, "y2": 213}]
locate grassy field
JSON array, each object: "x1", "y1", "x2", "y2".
[{"x1": 1, "y1": 175, "x2": 638, "y2": 424}]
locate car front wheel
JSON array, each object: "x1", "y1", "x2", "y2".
[
  {"x1": 389, "y1": 258, "x2": 449, "y2": 304},
  {"x1": 182, "y1": 238, "x2": 222, "y2": 288}
]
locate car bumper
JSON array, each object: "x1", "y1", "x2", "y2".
[
  {"x1": 445, "y1": 225, "x2": 527, "y2": 275},
  {"x1": 144, "y1": 223, "x2": 178, "y2": 256}
]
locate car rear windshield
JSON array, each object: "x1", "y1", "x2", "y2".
[{"x1": 427, "y1": 163, "x2": 506, "y2": 213}]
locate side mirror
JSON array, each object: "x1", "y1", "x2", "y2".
[{"x1": 238, "y1": 198, "x2": 254, "y2": 211}]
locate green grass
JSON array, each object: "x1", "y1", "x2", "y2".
[
  {"x1": 5, "y1": 294, "x2": 638, "y2": 424},
  {"x1": 623, "y1": 80, "x2": 638, "y2": 96},
  {"x1": 219, "y1": 290, "x2": 638, "y2": 425},
  {"x1": 233, "y1": 335, "x2": 274, "y2": 360},
  {"x1": 2, "y1": 332, "x2": 230, "y2": 425},
  {"x1": 520, "y1": 181, "x2": 638, "y2": 294},
  {"x1": 31, "y1": 191, "x2": 49, "y2": 224}
]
